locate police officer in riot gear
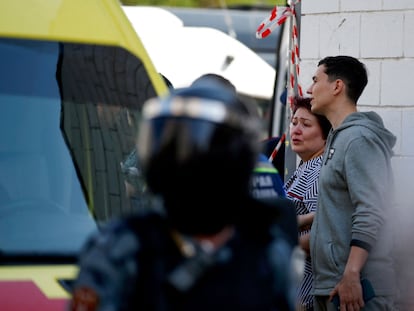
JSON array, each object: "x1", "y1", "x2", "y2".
[{"x1": 69, "y1": 79, "x2": 300, "y2": 311}]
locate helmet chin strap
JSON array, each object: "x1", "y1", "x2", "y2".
[
  {"x1": 168, "y1": 226, "x2": 236, "y2": 292},
  {"x1": 171, "y1": 226, "x2": 235, "y2": 257}
]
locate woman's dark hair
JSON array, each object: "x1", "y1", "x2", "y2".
[{"x1": 292, "y1": 96, "x2": 331, "y2": 139}]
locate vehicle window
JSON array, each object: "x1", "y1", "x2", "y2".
[{"x1": 0, "y1": 38, "x2": 157, "y2": 255}]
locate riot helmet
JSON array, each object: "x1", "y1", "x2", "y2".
[{"x1": 137, "y1": 80, "x2": 262, "y2": 235}]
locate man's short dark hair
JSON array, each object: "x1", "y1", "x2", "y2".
[{"x1": 318, "y1": 56, "x2": 368, "y2": 103}]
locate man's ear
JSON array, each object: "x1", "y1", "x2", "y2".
[{"x1": 333, "y1": 79, "x2": 344, "y2": 95}]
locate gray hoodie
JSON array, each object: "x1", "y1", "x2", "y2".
[{"x1": 310, "y1": 111, "x2": 397, "y2": 296}]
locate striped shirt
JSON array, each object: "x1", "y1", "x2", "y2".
[{"x1": 284, "y1": 155, "x2": 323, "y2": 311}]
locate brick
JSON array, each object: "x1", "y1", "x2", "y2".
[
  {"x1": 381, "y1": 59, "x2": 414, "y2": 106},
  {"x1": 361, "y1": 12, "x2": 403, "y2": 58},
  {"x1": 301, "y1": 0, "x2": 339, "y2": 14},
  {"x1": 341, "y1": 0, "x2": 382, "y2": 12},
  {"x1": 383, "y1": 0, "x2": 414, "y2": 10},
  {"x1": 404, "y1": 11, "x2": 414, "y2": 57}
]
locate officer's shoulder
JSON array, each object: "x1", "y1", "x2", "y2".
[
  {"x1": 86, "y1": 211, "x2": 167, "y2": 250},
  {"x1": 241, "y1": 197, "x2": 298, "y2": 247},
  {"x1": 252, "y1": 196, "x2": 296, "y2": 222}
]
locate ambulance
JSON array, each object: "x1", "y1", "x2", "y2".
[{"x1": 0, "y1": 0, "x2": 167, "y2": 309}]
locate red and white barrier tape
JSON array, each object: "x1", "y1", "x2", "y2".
[
  {"x1": 255, "y1": 6, "x2": 293, "y2": 39},
  {"x1": 268, "y1": 133, "x2": 286, "y2": 163},
  {"x1": 256, "y1": 0, "x2": 303, "y2": 106}
]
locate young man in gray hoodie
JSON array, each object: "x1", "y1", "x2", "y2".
[{"x1": 306, "y1": 55, "x2": 397, "y2": 311}]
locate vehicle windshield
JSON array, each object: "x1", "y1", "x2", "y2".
[{"x1": 0, "y1": 38, "x2": 156, "y2": 256}]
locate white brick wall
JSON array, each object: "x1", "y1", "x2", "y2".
[
  {"x1": 383, "y1": 0, "x2": 414, "y2": 10},
  {"x1": 381, "y1": 60, "x2": 414, "y2": 105},
  {"x1": 299, "y1": 2, "x2": 414, "y2": 211},
  {"x1": 301, "y1": 0, "x2": 339, "y2": 14},
  {"x1": 404, "y1": 11, "x2": 414, "y2": 57},
  {"x1": 341, "y1": 0, "x2": 382, "y2": 12},
  {"x1": 361, "y1": 12, "x2": 403, "y2": 58}
]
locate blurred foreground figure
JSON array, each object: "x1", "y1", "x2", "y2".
[{"x1": 69, "y1": 79, "x2": 300, "y2": 311}]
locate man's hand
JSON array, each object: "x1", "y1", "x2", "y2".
[{"x1": 329, "y1": 275, "x2": 364, "y2": 310}]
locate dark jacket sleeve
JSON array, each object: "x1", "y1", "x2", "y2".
[
  {"x1": 259, "y1": 196, "x2": 299, "y2": 248},
  {"x1": 68, "y1": 220, "x2": 141, "y2": 311}
]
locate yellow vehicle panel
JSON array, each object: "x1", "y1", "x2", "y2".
[
  {"x1": 0, "y1": 1, "x2": 168, "y2": 311},
  {"x1": 0, "y1": 0, "x2": 166, "y2": 95}
]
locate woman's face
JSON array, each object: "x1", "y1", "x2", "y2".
[{"x1": 289, "y1": 107, "x2": 326, "y2": 162}]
